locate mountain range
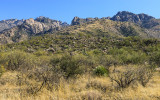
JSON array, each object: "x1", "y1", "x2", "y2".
[{"x1": 0, "y1": 11, "x2": 160, "y2": 44}]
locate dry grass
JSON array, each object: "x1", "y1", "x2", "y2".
[{"x1": 0, "y1": 71, "x2": 160, "y2": 100}]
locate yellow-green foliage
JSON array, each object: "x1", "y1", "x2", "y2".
[
  {"x1": 51, "y1": 54, "x2": 85, "y2": 78},
  {"x1": 0, "y1": 18, "x2": 159, "y2": 99},
  {"x1": 93, "y1": 66, "x2": 109, "y2": 76},
  {"x1": 0, "y1": 66, "x2": 5, "y2": 77},
  {"x1": 0, "y1": 50, "x2": 35, "y2": 71}
]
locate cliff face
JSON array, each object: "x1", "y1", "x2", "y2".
[
  {"x1": 22, "y1": 17, "x2": 69, "y2": 34},
  {"x1": 71, "y1": 17, "x2": 98, "y2": 25},
  {"x1": 111, "y1": 11, "x2": 154, "y2": 23},
  {"x1": 111, "y1": 11, "x2": 159, "y2": 28},
  {"x1": 0, "y1": 19, "x2": 24, "y2": 32},
  {"x1": 1, "y1": 11, "x2": 160, "y2": 45},
  {"x1": 0, "y1": 17, "x2": 69, "y2": 44},
  {"x1": 71, "y1": 11, "x2": 160, "y2": 29}
]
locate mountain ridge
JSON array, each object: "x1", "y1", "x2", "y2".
[
  {"x1": 0, "y1": 11, "x2": 160, "y2": 44},
  {"x1": 0, "y1": 17, "x2": 69, "y2": 44}
]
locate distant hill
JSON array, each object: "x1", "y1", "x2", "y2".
[
  {"x1": 71, "y1": 11, "x2": 160, "y2": 29},
  {"x1": 70, "y1": 11, "x2": 160, "y2": 38},
  {"x1": 0, "y1": 16, "x2": 68, "y2": 44},
  {"x1": 0, "y1": 19, "x2": 24, "y2": 32},
  {"x1": 0, "y1": 11, "x2": 160, "y2": 44}
]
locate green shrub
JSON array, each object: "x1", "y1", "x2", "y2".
[
  {"x1": 108, "y1": 48, "x2": 147, "y2": 65},
  {"x1": 93, "y1": 66, "x2": 109, "y2": 76},
  {"x1": 97, "y1": 55, "x2": 120, "y2": 67},
  {"x1": 2, "y1": 51, "x2": 34, "y2": 71},
  {"x1": 0, "y1": 66, "x2": 5, "y2": 77},
  {"x1": 150, "y1": 50, "x2": 160, "y2": 66},
  {"x1": 51, "y1": 54, "x2": 84, "y2": 78},
  {"x1": 34, "y1": 50, "x2": 48, "y2": 56}
]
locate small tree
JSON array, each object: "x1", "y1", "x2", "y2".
[
  {"x1": 137, "y1": 67, "x2": 153, "y2": 87},
  {"x1": 109, "y1": 68, "x2": 137, "y2": 88},
  {"x1": 3, "y1": 51, "x2": 34, "y2": 71},
  {"x1": 25, "y1": 66, "x2": 64, "y2": 94},
  {"x1": 109, "y1": 66, "x2": 153, "y2": 88},
  {"x1": 0, "y1": 66, "x2": 5, "y2": 77},
  {"x1": 51, "y1": 54, "x2": 84, "y2": 78}
]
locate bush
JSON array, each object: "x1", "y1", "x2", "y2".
[
  {"x1": 137, "y1": 67, "x2": 153, "y2": 87},
  {"x1": 2, "y1": 51, "x2": 34, "y2": 71},
  {"x1": 81, "y1": 91, "x2": 102, "y2": 100},
  {"x1": 108, "y1": 48, "x2": 147, "y2": 65},
  {"x1": 109, "y1": 66, "x2": 153, "y2": 88},
  {"x1": 0, "y1": 66, "x2": 5, "y2": 77},
  {"x1": 34, "y1": 50, "x2": 48, "y2": 56},
  {"x1": 97, "y1": 55, "x2": 120, "y2": 67},
  {"x1": 150, "y1": 50, "x2": 160, "y2": 66},
  {"x1": 93, "y1": 66, "x2": 109, "y2": 76},
  {"x1": 109, "y1": 67, "x2": 137, "y2": 88},
  {"x1": 51, "y1": 54, "x2": 84, "y2": 78},
  {"x1": 25, "y1": 66, "x2": 64, "y2": 94}
]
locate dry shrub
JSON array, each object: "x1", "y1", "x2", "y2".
[
  {"x1": 50, "y1": 54, "x2": 84, "y2": 79},
  {"x1": 25, "y1": 66, "x2": 64, "y2": 94},
  {"x1": 81, "y1": 91, "x2": 102, "y2": 100},
  {"x1": 109, "y1": 67, "x2": 137, "y2": 88},
  {"x1": 86, "y1": 80, "x2": 108, "y2": 92},
  {"x1": 109, "y1": 66, "x2": 153, "y2": 88},
  {"x1": 1, "y1": 51, "x2": 34, "y2": 71},
  {"x1": 137, "y1": 67, "x2": 153, "y2": 87}
]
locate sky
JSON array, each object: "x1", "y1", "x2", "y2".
[{"x1": 1, "y1": 0, "x2": 160, "y2": 24}]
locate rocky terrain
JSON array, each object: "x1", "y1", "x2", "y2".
[
  {"x1": 0, "y1": 11, "x2": 160, "y2": 44},
  {"x1": 111, "y1": 11, "x2": 160, "y2": 29},
  {"x1": 0, "y1": 11, "x2": 160, "y2": 100},
  {"x1": 0, "y1": 19, "x2": 24, "y2": 32},
  {"x1": 70, "y1": 11, "x2": 160, "y2": 38},
  {"x1": 71, "y1": 11, "x2": 160, "y2": 29},
  {"x1": 0, "y1": 16, "x2": 68, "y2": 44}
]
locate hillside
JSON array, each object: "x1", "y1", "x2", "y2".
[
  {"x1": 0, "y1": 11, "x2": 160, "y2": 44},
  {"x1": 0, "y1": 16, "x2": 68, "y2": 44},
  {"x1": 1, "y1": 23, "x2": 160, "y2": 99},
  {"x1": 0, "y1": 19, "x2": 24, "y2": 32},
  {"x1": 59, "y1": 19, "x2": 150, "y2": 38},
  {"x1": 70, "y1": 11, "x2": 160, "y2": 38},
  {"x1": 0, "y1": 11, "x2": 160, "y2": 99},
  {"x1": 0, "y1": 11, "x2": 160, "y2": 45}
]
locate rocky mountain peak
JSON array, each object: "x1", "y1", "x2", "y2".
[
  {"x1": 110, "y1": 11, "x2": 159, "y2": 28},
  {"x1": 0, "y1": 17, "x2": 69, "y2": 44},
  {"x1": 35, "y1": 16, "x2": 69, "y2": 27},
  {"x1": 71, "y1": 16, "x2": 97, "y2": 25},
  {"x1": 71, "y1": 17, "x2": 81, "y2": 25},
  {"x1": 111, "y1": 11, "x2": 155, "y2": 23},
  {"x1": 25, "y1": 18, "x2": 35, "y2": 24},
  {"x1": 0, "y1": 19, "x2": 24, "y2": 32},
  {"x1": 35, "y1": 16, "x2": 53, "y2": 23}
]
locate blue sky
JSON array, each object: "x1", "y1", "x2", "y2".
[{"x1": 1, "y1": 0, "x2": 160, "y2": 24}]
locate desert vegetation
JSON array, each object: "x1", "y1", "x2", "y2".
[{"x1": 0, "y1": 31, "x2": 159, "y2": 100}]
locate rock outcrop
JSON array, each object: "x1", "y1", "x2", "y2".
[
  {"x1": 71, "y1": 17, "x2": 97, "y2": 25},
  {"x1": 111, "y1": 11, "x2": 159, "y2": 28},
  {"x1": 0, "y1": 19, "x2": 24, "y2": 32},
  {"x1": 111, "y1": 11, "x2": 154, "y2": 23},
  {"x1": 71, "y1": 11, "x2": 160, "y2": 29},
  {"x1": 1, "y1": 11, "x2": 160, "y2": 44},
  {"x1": 0, "y1": 17, "x2": 69, "y2": 44}
]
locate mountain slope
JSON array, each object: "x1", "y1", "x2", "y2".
[
  {"x1": 71, "y1": 11, "x2": 160, "y2": 29},
  {"x1": 59, "y1": 19, "x2": 153, "y2": 38},
  {"x1": 0, "y1": 19, "x2": 24, "y2": 32},
  {"x1": 0, "y1": 17, "x2": 68, "y2": 44},
  {"x1": 0, "y1": 11, "x2": 160, "y2": 45},
  {"x1": 70, "y1": 11, "x2": 160, "y2": 39},
  {"x1": 111, "y1": 11, "x2": 160, "y2": 29}
]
